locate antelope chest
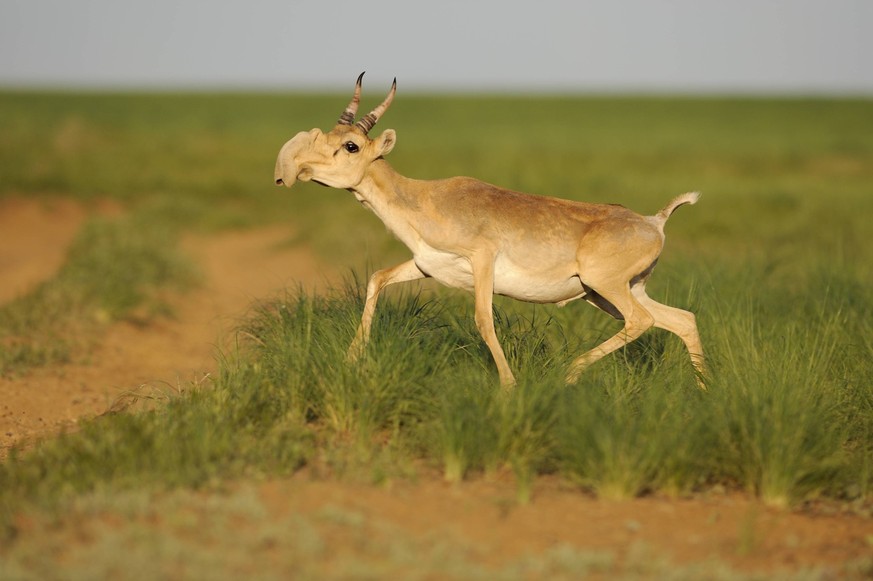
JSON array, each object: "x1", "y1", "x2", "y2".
[{"x1": 413, "y1": 247, "x2": 475, "y2": 292}]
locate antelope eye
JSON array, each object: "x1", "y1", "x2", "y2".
[{"x1": 344, "y1": 141, "x2": 359, "y2": 153}]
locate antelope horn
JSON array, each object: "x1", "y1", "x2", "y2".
[
  {"x1": 338, "y1": 72, "x2": 365, "y2": 126},
  {"x1": 355, "y1": 77, "x2": 396, "y2": 134}
]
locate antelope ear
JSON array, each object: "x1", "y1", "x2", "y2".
[{"x1": 375, "y1": 129, "x2": 396, "y2": 156}]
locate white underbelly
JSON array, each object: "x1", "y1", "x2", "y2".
[
  {"x1": 493, "y1": 260, "x2": 585, "y2": 303},
  {"x1": 413, "y1": 249, "x2": 584, "y2": 304}
]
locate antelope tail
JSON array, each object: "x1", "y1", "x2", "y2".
[{"x1": 654, "y1": 191, "x2": 700, "y2": 225}]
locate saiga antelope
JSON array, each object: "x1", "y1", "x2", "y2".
[{"x1": 274, "y1": 73, "x2": 706, "y2": 388}]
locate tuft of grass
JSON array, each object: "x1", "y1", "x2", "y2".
[
  {"x1": 437, "y1": 381, "x2": 499, "y2": 483},
  {"x1": 708, "y1": 308, "x2": 853, "y2": 507},
  {"x1": 558, "y1": 368, "x2": 708, "y2": 500}
]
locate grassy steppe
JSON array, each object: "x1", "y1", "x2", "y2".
[{"x1": 1, "y1": 92, "x2": 872, "y2": 574}]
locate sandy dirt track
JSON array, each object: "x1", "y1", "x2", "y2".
[{"x1": 0, "y1": 197, "x2": 332, "y2": 452}]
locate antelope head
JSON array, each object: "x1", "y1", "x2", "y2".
[{"x1": 274, "y1": 72, "x2": 397, "y2": 190}]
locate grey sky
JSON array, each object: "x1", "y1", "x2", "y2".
[{"x1": 1, "y1": 0, "x2": 871, "y2": 94}]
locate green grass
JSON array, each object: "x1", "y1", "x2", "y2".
[
  {"x1": 0, "y1": 91, "x2": 871, "y2": 574},
  {"x1": 240, "y1": 279, "x2": 872, "y2": 505}
]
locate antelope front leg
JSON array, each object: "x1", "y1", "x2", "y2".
[
  {"x1": 471, "y1": 255, "x2": 516, "y2": 388},
  {"x1": 347, "y1": 260, "x2": 426, "y2": 362}
]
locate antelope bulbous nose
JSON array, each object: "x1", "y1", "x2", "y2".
[{"x1": 275, "y1": 178, "x2": 284, "y2": 186}]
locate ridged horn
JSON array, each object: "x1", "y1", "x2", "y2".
[
  {"x1": 355, "y1": 77, "x2": 396, "y2": 134},
  {"x1": 338, "y1": 72, "x2": 365, "y2": 126}
]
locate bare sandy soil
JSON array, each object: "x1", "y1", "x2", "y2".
[{"x1": 1, "y1": 198, "x2": 870, "y2": 577}]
